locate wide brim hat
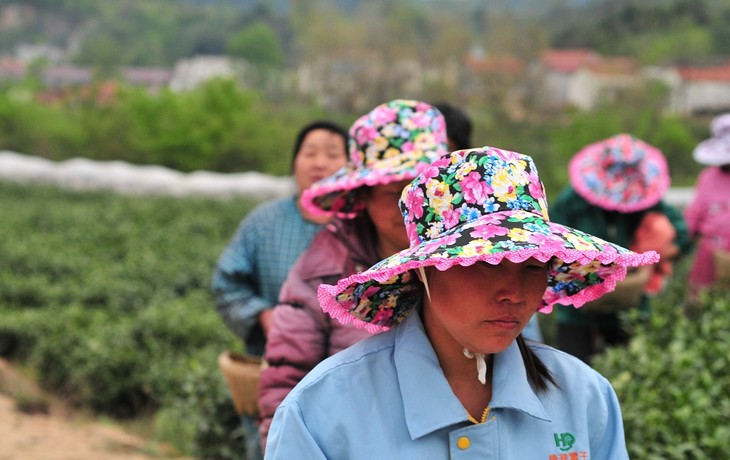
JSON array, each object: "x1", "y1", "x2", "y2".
[
  {"x1": 569, "y1": 134, "x2": 670, "y2": 212},
  {"x1": 318, "y1": 147, "x2": 659, "y2": 333},
  {"x1": 300, "y1": 99, "x2": 449, "y2": 218},
  {"x1": 693, "y1": 113, "x2": 730, "y2": 166}
]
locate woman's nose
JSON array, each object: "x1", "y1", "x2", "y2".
[
  {"x1": 494, "y1": 270, "x2": 526, "y2": 304},
  {"x1": 313, "y1": 152, "x2": 333, "y2": 169}
]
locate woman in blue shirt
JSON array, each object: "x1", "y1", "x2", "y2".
[
  {"x1": 212, "y1": 120, "x2": 349, "y2": 357},
  {"x1": 265, "y1": 146, "x2": 657, "y2": 459},
  {"x1": 212, "y1": 120, "x2": 348, "y2": 460}
]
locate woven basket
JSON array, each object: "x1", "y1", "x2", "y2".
[
  {"x1": 713, "y1": 249, "x2": 730, "y2": 286},
  {"x1": 580, "y1": 266, "x2": 652, "y2": 314},
  {"x1": 218, "y1": 351, "x2": 263, "y2": 416}
]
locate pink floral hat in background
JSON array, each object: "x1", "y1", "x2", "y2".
[
  {"x1": 318, "y1": 146, "x2": 660, "y2": 333},
  {"x1": 569, "y1": 134, "x2": 670, "y2": 213},
  {"x1": 693, "y1": 113, "x2": 730, "y2": 166},
  {"x1": 300, "y1": 99, "x2": 449, "y2": 218}
]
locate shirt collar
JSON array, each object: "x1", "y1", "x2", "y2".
[
  {"x1": 491, "y1": 339, "x2": 551, "y2": 422},
  {"x1": 395, "y1": 312, "x2": 551, "y2": 440}
]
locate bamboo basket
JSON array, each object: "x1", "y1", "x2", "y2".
[{"x1": 218, "y1": 351, "x2": 264, "y2": 416}]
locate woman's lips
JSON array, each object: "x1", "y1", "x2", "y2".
[{"x1": 484, "y1": 317, "x2": 521, "y2": 330}]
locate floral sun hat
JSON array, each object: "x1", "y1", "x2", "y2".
[
  {"x1": 300, "y1": 99, "x2": 449, "y2": 218},
  {"x1": 693, "y1": 113, "x2": 730, "y2": 166},
  {"x1": 317, "y1": 146, "x2": 660, "y2": 333},
  {"x1": 569, "y1": 134, "x2": 670, "y2": 213}
]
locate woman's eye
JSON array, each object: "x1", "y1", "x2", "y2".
[{"x1": 476, "y1": 262, "x2": 500, "y2": 272}]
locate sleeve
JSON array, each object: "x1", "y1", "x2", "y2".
[
  {"x1": 589, "y1": 378, "x2": 630, "y2": 460},
  {"x1": 211, "y1": 212, "x2": 272, "y2": 342},
  {"x1": 258, "y1": 255, "x2": 328, "y2": 450},
  {"x1": 264, "y1": 400, "x2": 327, "y2": 460}
]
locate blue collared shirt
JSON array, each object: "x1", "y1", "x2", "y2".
[
  {"x1": 212, "y1": 196, "x2": 323, "y2": 356},
  {"x1": 266, "y1": 311, "x2": 629, "y2": 459}
]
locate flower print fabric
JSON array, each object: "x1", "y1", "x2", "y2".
[
  {"x1": 300, "y1": 99, "x2": 449, "y2": 218},
  {"x1": 693, "y1": 113, "x2": 730, "y2": 166},
  {"x1": 317, "y1": 146, "x2": 660, "y2": 333},
  {"x1": 568, "y1": 134, "x2": 670, "y2": 213}
]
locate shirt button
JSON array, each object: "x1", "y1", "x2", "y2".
[{"x1": 457, "y1": 436, "x2": 470, "y2": 450}]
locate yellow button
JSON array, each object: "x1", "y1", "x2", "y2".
[{"x1": 457, "y1": 437, "x2": 470, "y2": 450}]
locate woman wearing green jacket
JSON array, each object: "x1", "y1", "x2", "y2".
[{"x1": 550, "y1": 134, "x2": 692, "y2": 364}]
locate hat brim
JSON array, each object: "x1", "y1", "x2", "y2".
[
  {"x1": 693, "y1": 138, "x2": 730, "y2": 166},
  {"x1": 300, "y1": 151, "x2": 446, "y2": 218},
  {"x1": 569, "y1": 138, "x2": 670, "y2": 212},
  {"x1": 318, "y1": 209, "x2": 659, "y2": 333}
]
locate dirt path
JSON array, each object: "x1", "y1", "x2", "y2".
[{"x1": 1, "y1": 359, "x2": 189, "y2": 460}]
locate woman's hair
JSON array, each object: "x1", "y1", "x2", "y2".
[
  {"x1": 516, "y1": 335, "x2": 558, "y2": 392},
  {"x1": 433, "y1": 102, "x2": 473, "y2": 151},
  {"x1": 290, "y1": 120, "x2": 349, "y2": 173}
]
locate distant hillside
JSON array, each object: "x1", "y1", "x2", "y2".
[
  {"x1": 1, "y1": 0, "x2": 727, "y2": 68},
  {"x1": 549, "y1": 0, "x2": 729, "y2": 64}
]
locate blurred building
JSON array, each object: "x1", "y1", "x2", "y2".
[
  {"x1": 666, "y1": 62, "x2": 730, "y2": 115},
  {"x1": 168, "y1": 55, "x2": 239, "y2": 92},
  {"x1": 529, "y1": 49, "x2": 640, "y2": 111}
]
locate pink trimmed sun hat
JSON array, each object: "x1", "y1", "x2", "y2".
[
  {"x1": 693, "y1": 113, "x2": 730, "y2": 166},
  {"x1": 569, "y1": 134, "x2": 670, "y2": 213},
  {"x1": 300, "y1": 99, "x2": 449, "y2": 218},
  {"x1": 317, "y1": 146, "x2": 660, "y2": 333}
]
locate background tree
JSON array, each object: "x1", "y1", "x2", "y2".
[{"x1": 226, "y1": 22, "x2": 284, "y2": 68}]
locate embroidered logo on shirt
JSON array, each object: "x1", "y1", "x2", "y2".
[
  {"x1": 554, "y1": 432, "x2": 576, "y2": 451},
  {"x1": 549, "y1": 433, "x2": 587, "y2": 460}
]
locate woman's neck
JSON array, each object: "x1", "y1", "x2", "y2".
[
  {"x1": 442, "y1": 351, "x2": 494, "y2": 421},
  {"x1": 423, "y1": 309, "x2": 494, "y2": 420}
]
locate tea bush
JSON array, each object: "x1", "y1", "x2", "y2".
[
  {"x1": 0, "y1": 181, "x2": 255, "y2": 456},
  {"x1": 3, "y1": 180, "x2": 728, "y2": 459},
  {"x1": 154, "y1": 362, "x2": 248, "y2": 459},
  {"x1": 594, "y1": 262, "x2": 730, "y2": 459}
]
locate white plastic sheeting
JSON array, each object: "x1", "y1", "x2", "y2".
[
  {"x1": 0, "y1": 151, "x2": 295, "y2": 200},
  {"x1": 0, "y1": 150, "x2": 695, "y2": 207}
]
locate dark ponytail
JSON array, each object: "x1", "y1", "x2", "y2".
[{"x1": 517, "y1": 335, "x2": 558, "y2": 393}]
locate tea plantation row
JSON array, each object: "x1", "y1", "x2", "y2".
[
  {"x1": 592, "y1": 266, "x2": 730, "y2": 459},
  {"x1": 0, "y1": 181, "x2": 251, "y2": 457},
  {"x1": 0, "y1": 181, "x2": 727, "y2": 459}
]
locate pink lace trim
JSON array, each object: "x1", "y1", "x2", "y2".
[
  {"x1": 299, "y1": 165, "x2": 430, "y2": 217},
  {"x1": 318, "y1": 248, "x2": 659, "y2": 333}
]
